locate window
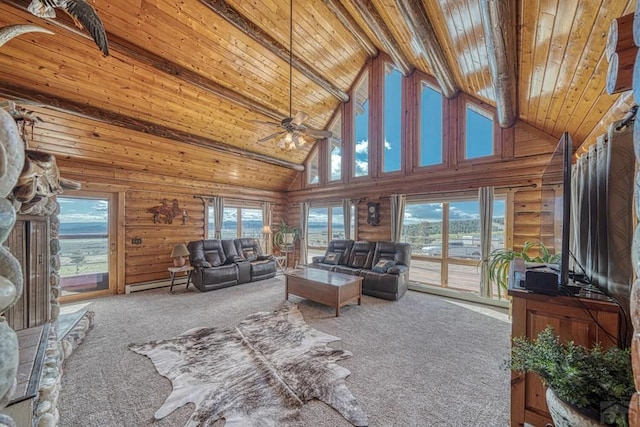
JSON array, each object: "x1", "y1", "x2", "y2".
[
  {"x1": 402, "y1": 196, "x2": 506, "y2": 298},
  {"x1": 207, "y1": 205, "x2": 263, "y2": 240},
  {"x1": 306, "y1": 204, "x2": 355, "y2": 263},
  {"x1": 328, "y1": 113, "x2": 342, "y2": 182},
  {"x1": 353, "y1": 70, "x2": 369, "y2": 177},
  {"x1": 308, "y1": 147, "x2": 319, "y2": 185},
  {"x1": 465, "y1": 103, "x2": 494, "y2": 159},
  {"x1": 58, "y1": 197, "x2": 110, "y2": 296},
  {"x1": 419, "y1": 82, "x2": 443, "y2": 166},
  {"x1": 383, "y1": 63, "x2": 402, "y2": 172}
]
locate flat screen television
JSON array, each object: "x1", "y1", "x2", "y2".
[{"x1": 539, "y1": 131, "x2": 573, "y2": 287}]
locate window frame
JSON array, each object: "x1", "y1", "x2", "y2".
[
  {"x1": 457, "y1": 96, "x2": 501, "y2": 165},
  {"x1": 206, "y1": 201, "x2": 263, "y2": 241},
  {"x1": 351, "y1": 67, "x2": 371, "y2": 180},
  {"x1": 402, "y1": 192, "x2": 507, "y2": 297},
  {"x1": 327, "y1": 108, "x2": 343, "y2": 183},
  {"x1": 306, "y1": 144, "x2": 320, "y2": 187},
  {"x1": 414, "y1": 76, "x2": 448, "y2": 171},
  {"x1": 381, "y1": 61, "x2": 404, "y2": 175}
]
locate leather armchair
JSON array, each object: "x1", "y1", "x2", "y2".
[
  {"x1": 188, "y1": 239, "x2": 239, "y2": 291},
  {"x1": 233, "y1": 237, "x2": 276, "y2": 281},
  {"x1": 309, "y1": 239, "x2": 354, "y2": 271},
  {"x1": 361, "y1": 241, "x2": 411, "y2": 300}
]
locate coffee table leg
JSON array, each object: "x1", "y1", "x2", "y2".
[{"x1": 285, "y1": 277, "x2": 289, "y2": 300}]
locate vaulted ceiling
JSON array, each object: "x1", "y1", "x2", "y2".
[{"x1": 0, "y1": 0, "x2": 635, "y2": 188}]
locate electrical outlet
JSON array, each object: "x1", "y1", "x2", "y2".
[{"x1": 131, "y1": 238, "x2": 142, "y2": 245}]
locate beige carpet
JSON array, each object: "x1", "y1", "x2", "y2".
[{"x1": 58, "y1": 275, "x2": 511, "y2": 426}]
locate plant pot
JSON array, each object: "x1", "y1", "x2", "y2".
[
  {"x1": 284, "y1": 233, "x2": 295, "y2": 245},
  {"x1": 546, "y1": 388, "x2": 607, "y2": 427}
]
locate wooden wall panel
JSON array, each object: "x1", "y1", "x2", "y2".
[{"x1": 55, "y1": 160, "x2": 285, "y2": 287}]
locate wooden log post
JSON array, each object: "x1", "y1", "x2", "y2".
[
  {"x1": 608, "y1": 47, "x2": 637, "y2": 94},
  {"x1": 607, "y1": 13, "x2": 637, "y2": 95},
  {"x1": 607, "y1": 13, "x2": 635, "y2": 60}
]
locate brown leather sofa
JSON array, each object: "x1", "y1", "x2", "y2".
[
  {"x1": 309, "y1": 240, "x2": 411, "y2": 301},
  {"x1": 188, "y1": 238, "x2": 276, "y2": 292}
]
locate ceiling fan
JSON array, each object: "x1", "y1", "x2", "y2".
[{"x1": 252, "y1": 0, "x2": 332, "y2": 150}]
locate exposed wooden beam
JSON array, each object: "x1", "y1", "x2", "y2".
[
  {"x1": 0, "y1": 82, "x2": 305, "y2": 172},
  {"x1": 348, "y1": 0, "x2": 412, "y2": 76},
  {"x1": 322, "y1": 0, "x2": 378, "y2": 57},
  {"x1": 480, "y1": 0, "x2": 517, "y2": 127},
  {"x1": 2, "y1": 0, "x2": 284, "y2": 123},
  {"x1": 201, "y1": 0, "x2": 349, "y2": 103},
  {"x1": 395, "y1": 0, "x2": 459, "y2": 99}
]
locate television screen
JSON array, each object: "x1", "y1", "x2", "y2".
[{"x1": 539, "y1": 132, "x2": 573, "y2": 287}]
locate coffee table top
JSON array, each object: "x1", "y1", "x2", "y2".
[{"x1": 285, "y1": 268, "x2": 362, "y2": 287}]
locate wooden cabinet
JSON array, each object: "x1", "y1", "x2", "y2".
[
  {"x1": 4, "y1": 215, "x2": 50, "y2": 331},
  {"x1": 509, "y1": 288, "x2": 621, "y2": 427}
]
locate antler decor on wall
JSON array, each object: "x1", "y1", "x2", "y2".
[{"x1": 148, "y1": 198, "x2": 188, "y2": 225}]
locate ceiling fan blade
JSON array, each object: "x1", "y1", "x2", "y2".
[
  {"x1": 304, "y1": 129, "x2": 332, "y2": 138},
  {"x1": 292, "y1": 111, "x2": 309, "y2": 126},
  {"x1": 251, "y1": 119, "x2": 281, "y2": 127},
  {"x1": 258, "y1": 131, "x2": 286, "y2": 143}
]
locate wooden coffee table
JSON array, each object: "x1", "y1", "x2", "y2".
[{"x1": 285, "y1": 268, "x2": 362, "y2": 317}]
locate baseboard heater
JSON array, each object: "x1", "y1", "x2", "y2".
[{"x1": 125, "y1": 276, "x2": 188, "y2": 294}]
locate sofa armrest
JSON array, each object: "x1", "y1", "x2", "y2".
[
  {"x1": 257, "y1": 254, "x2": 274, "y2": 261},
  {"x1": 387, "y1": 265, "x2": 408, "y2": 275},
  {"x1": 311, "y1": 256, "x2": 325, "y2": 263},
  {"x1": 228, "y1": 255, "x2": 245, "y2": 263},
  {"x1": 192, "y1": 261, "x2": 212, "y2": 269}
]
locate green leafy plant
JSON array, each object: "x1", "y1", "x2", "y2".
[
  {"x1": 510, "y1": 326, "x2": 633, "y2": 426},
  {"x1": 272, "y1": 220, "x2": 299, "y2": 249},
  {"x1": 488, "y1": 240, "x2": 560, "y2": 298}
]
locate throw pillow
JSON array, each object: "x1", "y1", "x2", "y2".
[
  {"x1": 204, "y1": 252, "x2": 223, "y2": 267},
  {"x1": 324, "y1": 252, "x2": 341, "y2": 265},
  {"x1": 372, "y1": 259, "x2": 396, "y2": 273},
  {"x1": 243, "y1": 250, "x2": 258, "y2": 262}
]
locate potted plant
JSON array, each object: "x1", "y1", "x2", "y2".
[
  {"x1": 488, "y1": 240, "x2": 560, "y2": 298},
  {"x1": 510, "y1": 326, "x2": 633, "y2": 427},
  {"x1": 272, "y1": 220, "x2": 299, "y2": 250}
]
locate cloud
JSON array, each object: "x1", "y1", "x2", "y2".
[
  {"x1": 355, "y1": 139, "x2": 368, "y2": 154},
  {"x1": 384, "y1": 140, "x2": 391, "y2": 150}
]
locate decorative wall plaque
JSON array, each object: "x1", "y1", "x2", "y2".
[{"x1": 367, "y1": 202, "x2": 380, "y2": 226}]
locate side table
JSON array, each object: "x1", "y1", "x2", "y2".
[
  {"x1": 274, "y1": 255, "x2": 287, "y2": 274},
  {"x1": 168, "y1": 265, "x2": 194, "y2": 293}
]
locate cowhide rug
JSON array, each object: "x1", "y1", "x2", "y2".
[{"x1": 129, "y1": 302, "x2": 368, "y2": 427}]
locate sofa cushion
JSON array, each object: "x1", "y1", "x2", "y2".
[
  {"x1": 324, "y1": 252, "x2": 341, "y2": 265},
  {"x1": 242, "y1": 249, "x2": 258, "y2": 262},
  {"x1": 205, "y1": 252, "x2": 224, "y2": 267},
  {"x1": 372, "y1": 259, "x2": 396, "y2": 273}
]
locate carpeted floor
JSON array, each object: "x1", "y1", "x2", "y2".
[{"x1": 58, "y1": 275, "x2": 511, "y2": 426}]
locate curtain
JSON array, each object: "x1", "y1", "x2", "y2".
[
  {"x1": 390, "y1": 194, "x2": 406, "y2": 242},
  {"x1": 571, "y1": 120, "x2": 634, "y2": 326},
  {"x1": 342, "y1": 198, "x2": 352, "y2": 240},
  {"x1": 262, "y1": 202, "x2": 271, "y2": 253},
  {"x1": 300, "y1": 202, "x2": 309, "y2": 266},
  {"x1": 212, "y1": 197, "x2": 224, "y2": 239},
  {"x1": 479, "y1": 187, "x2": 494, "y2": 299}
]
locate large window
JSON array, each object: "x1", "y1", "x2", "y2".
[
  {"x1": 465, "y1": 103, "x2": 494, "y2": 159},
  {"x1": 419, "y1": 82, "x2": 443, "y2": 166},
  {"x1": 353, "y1": 70, "x2": 369, "y2": 177},
  {"x1": 306, "y1": 204, "x2": 355, "y2": 262},
  {"x1": 402, "y1": 196, "x2": 506, "y2": 298},
  {"x1": 328, "y1": 112, "x2": 342, "y2": 182},
  {"x1": 208, "y1": 205, "x2": 263, "y2": 240},
  {"x1": 383, "y1": 63, "x2": 402, "y2": 172},
  {"x1": 58, "y1": 197, "x2": 110, "y2": 296}
]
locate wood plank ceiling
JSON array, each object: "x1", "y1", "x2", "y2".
[{"x1": 0, "y1": 0, "x2": 635, "y2": 192}]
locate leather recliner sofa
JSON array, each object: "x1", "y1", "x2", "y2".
[
  {"x1": 187, "y1": 238, "x2": 276, "y2": 292},
  {"x1": 309, "y1": 240, "x2": 411, "y2": 301}
]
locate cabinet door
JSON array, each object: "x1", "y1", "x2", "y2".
[
  {"x1": 27, "y1": 218, "x2": 49, "y2": 327},
  {"x1": 4, "y1": 220, "x2": 27, "y2": 330},
  {"x1": 3, "y1": 217, "x2": 50, "y2": 331}
]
